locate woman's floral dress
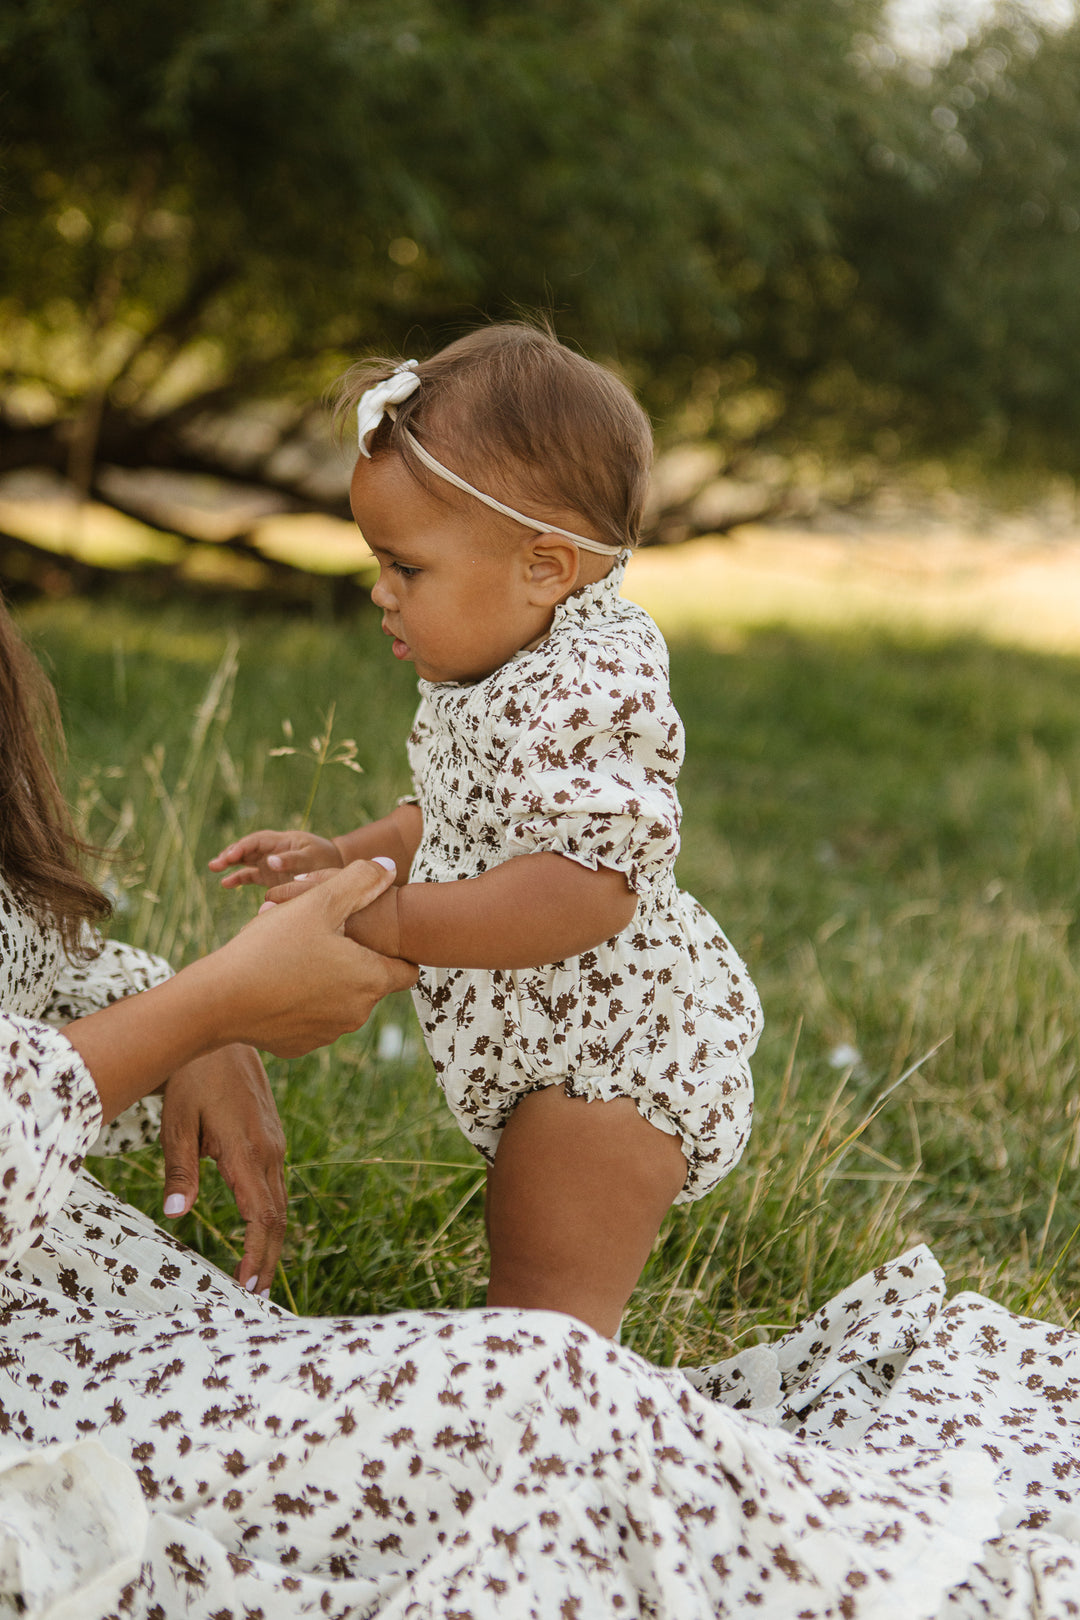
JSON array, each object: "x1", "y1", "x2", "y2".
[
  {"x1": 0, "y1": 873, "x2": 1078, "y2": 1618},
  {"x1": 408, "y1": 558, "x2": 761, "y2": 1199}
]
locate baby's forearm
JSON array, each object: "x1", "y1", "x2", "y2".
[
  {"x1": 345, "y1": 852, "x2": 637, "y2": 968},
  {"x1": 334, "y1": 803, "x2": 422, "y2": 883}
]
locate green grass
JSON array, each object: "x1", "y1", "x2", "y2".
[{"x1": 18, "y1": 590, "x2": 1080, "y2": 1360}]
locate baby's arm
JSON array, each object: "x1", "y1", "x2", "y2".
[
  {"x1": 333, "y1": 803, "x2": 422, "y2": 885},
  {"x1": 211, "y1": 805, "x2": 422, "y2": 890},
  {"x1": 271, "y1": 851, "x2": 636, "y2": 967}
]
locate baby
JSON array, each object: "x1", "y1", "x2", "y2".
[{"x1": 211, "y1": 323, "x2": 762, "y2": 1335}]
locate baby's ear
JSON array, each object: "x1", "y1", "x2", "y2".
[{"x1": 525, "y1": 535, "x2": 579, "y2": 601}]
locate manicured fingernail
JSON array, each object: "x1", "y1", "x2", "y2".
[
  {"x1": 258, "y1": 901, "x2": 275, "y2": 914},
  {"x1": 259, "y1": 1287, "x2": 271, "y2": 1301},
  {"x1": 245, "y1": 1275, "x2": 258, "y2": 1290},
  {"x1": 268, "y1": 854, "x2": 282, "y2": 869},
  {"x1": 295, "y1": 873, "x2": 311, "y2": 882},
  {"x1": 163, "y1": 1194, "x2": 186, "y2": 1217},
  {"x1": 373, "y1": 856, "x2": 396, "y2": 873}
]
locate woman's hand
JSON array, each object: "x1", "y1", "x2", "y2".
[
  {"x1": 159, "y1": 1045, "x2": 287, "y2": 1297},
  {"x1": 262, "y1": 861, "x2": 403, "y2": 960},
  {"x1": 209, "y1": 829, "x2": 344, "y2": 889},
  {"x1": 199, "y1": 860, "x2": 417, "y2": 1056},
  {"x1": 65, "y1": 861, "x2": 418, "y2": 1122}
]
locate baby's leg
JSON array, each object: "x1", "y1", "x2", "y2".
[{"x1": 485, "y1": 1084, "x2": 687, "y2": 1337}]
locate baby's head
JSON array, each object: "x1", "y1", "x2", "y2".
[
  {"x1": 337, "y1": 324, "x2": 653, "y2": 683},
  {"x1": 338, "y1": 322, "x2": 653, "y2": 554}
]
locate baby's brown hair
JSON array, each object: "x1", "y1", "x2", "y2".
[{"x1": 335, "y1": 322, "x2": 653, "y2": 552}]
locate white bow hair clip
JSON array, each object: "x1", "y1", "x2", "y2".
[
  {"x1": 354, "y1": 358, "x2": 622, "y2": 555},
  {"x1": 356, "y1": 361, "x2": 421, "y2": 456}
]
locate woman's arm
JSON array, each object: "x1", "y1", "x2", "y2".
[
  {"x1": 65, "y1": 860, "x2": 417, "y2": 1121},
  {"x1": 0, "y1": 864, "x2": 412, "y2": 1281},
  {"x1": 269, "y1": 853, "x2": 637, "y2": 969},
  {"x1": 44, "y1": 936, "x2": 290, "y2": 1294}
]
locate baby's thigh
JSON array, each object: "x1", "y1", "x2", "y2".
[{"x1": 484, "y1": 1084, "x2": 687, "y2": 1336}]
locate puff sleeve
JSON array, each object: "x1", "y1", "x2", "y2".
[
  {"x1": 0, "y1": 1012, "x2": 103, "y2": 1272},
  {"x1": 40, "y1": 938, "x2": 173, "y2": 1156},
  {"x1": 496, "y1": 650, "x2": 684, "y2": 897}
]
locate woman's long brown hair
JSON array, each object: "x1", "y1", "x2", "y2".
[{"x1": 0, "y1": 596, "x2": 110, "y2": 955}]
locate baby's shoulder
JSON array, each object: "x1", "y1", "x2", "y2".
[
  {"x1": 542, "y1": 603, "x2": 672, "y2": 711},
  {"x1": 488, "y1": 610, "x2": 676, "y2": 751},
  {"x1": 578, "y1": 597, "x2": 669, "y2": 669}
]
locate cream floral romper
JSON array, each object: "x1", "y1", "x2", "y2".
[{"x1": 407, "y1": 556, "x2": 762, "y2": 1201}]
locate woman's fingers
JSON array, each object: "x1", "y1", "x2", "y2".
[
  {"x1": 158, "y1": 1046, "x2": 288, "y2": 1297},
  {"x1": 265, "y1": 845, "x2": 333, "y2": 874},
  {"x1": 230, "y1": 1151, "x2": 289, "y2": 1296},
  {"x1": 264, "y1": 857, "x2": 395, "y2": 909},
  {"x1": 264, "y1": 871, "x2": 334, "y2": 906},
  {"x1": 160, "y1": 1099, "x2": 201, "y2": 1220},
  {"x1": 299, "y1": 858, "x2": 397, "y2": 932},
  {"x1": 368, "y1": 948, "x2": 420, "y2": 998}
]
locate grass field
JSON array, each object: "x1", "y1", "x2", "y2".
[{"x1": 17, "y1": 539, "x2": 1080, "y2": 1361}]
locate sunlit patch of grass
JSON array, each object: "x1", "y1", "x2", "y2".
[
  {"x1": 18, "y1": 584, "x2": 1080, "y2": 1357},
  {"x1": 624, "y1": 529, "x2": 1080, "y2": 656}
]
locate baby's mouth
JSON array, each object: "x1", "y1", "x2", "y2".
[{"x1": 382, "y1": 621, "x2": 411, "y2": 660}]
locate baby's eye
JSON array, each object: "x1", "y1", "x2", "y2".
[{"x1": 390, "y1": 562, "x2": 421, "y2": 579}]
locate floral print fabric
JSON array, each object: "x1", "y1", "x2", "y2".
[
  {"x1": 1, "y1": 880, "x2": 1080, "y2": 1615},
  {"x1": 408, "y1": 557, "x2": 763, "y2": 1199}
]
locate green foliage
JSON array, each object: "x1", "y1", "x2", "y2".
[
  {"x1": 818, "y1": 13, "x2": 1080, "y2": 463},
  {"x1": 0, "y1": 0, "x2": 885, "y2": 474},
  {"x1": 19, "y1": 590, "x2": 1080, "y2": 1355},
  {"x1": 8, "y1": 0, "x2": 1080, "y2": 496}
]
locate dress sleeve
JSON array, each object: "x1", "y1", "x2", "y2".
[
  {"x1": 497, "y1": 648, "x2": 684, "y2": 896},
  {"x1": 40, "y1": 938, "x2": 173, "y2": 1156},
  {"x1": 0, "y1": 1012, "x2": 103, "y2": 1272}
]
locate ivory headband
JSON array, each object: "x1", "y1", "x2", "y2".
[{"x1": 356, "y1": 361, "x2": 623, "y2": 555}]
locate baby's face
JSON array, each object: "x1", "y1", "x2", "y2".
[{"x1": 351, "y1": 452, "x2": 557, "y2": 684}]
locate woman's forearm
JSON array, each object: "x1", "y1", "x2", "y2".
[
  {"x1": 65, "y1": 862, "x2": 417, "y2": 1123},
  {"x1": 334, "y1": 803, "x2": 422, "y2": 883},
  {"x1": 64, "y1": 957, "x2": 231, "y2": 1123},
  {"x1": 344, "y1": 853, "x2": 637, "y2": 969}
]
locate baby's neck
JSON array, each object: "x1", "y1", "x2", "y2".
[
  {"x1": 514, "y1": 554, "x2": 617, "y2": 659},
  {"x1": 567, "y1": 551, "x2": 618, "y2": 592}
]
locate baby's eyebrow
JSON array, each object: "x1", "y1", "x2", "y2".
[{"x1": 368, "y1": 538, "x2": 420, "y2": 564}]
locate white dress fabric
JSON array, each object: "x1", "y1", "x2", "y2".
[
  {"x1": 407, "y1": 558, "x2": 762, "y2": 1200},
  {"x1": 0, "y1": 876, "x2": 1079, "y2": 1617}
]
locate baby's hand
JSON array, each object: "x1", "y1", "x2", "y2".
[{"x1": 209, "y1": 829, "x2": 344, "y2": 889}]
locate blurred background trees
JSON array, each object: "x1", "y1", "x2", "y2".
[{"x1": 1, "y1": 0, "x2": 1078, "y2": 574}]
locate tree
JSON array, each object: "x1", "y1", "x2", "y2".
[
  {"x1": 807, "y1": 7, "x2": 1080, "y2": 465},
  {"x1": 0, "y1": 0, "x2": 887, "y2": 552}
]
